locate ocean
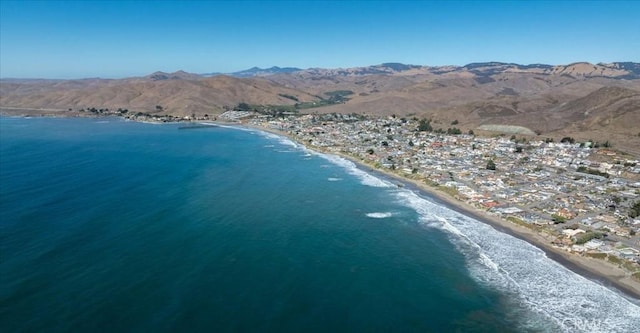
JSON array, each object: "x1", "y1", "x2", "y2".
[{"x1": 1, "y1": 116, "x2": 639, "y2": 332}]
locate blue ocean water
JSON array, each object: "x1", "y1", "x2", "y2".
[{"x1": 1, "y1": 117, "x2": 639, "y2": 332}]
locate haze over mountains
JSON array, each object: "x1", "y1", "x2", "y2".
[{"x1": 1, "y1": 61, "x2": 639, "y2": 152}]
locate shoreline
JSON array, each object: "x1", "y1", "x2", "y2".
[
  {"x1": 356, "y1": 158, "x2": 640, "y2": 301},
  {"x1": 4, "y1": 114, "x2": 639, "y2": 301},
  {"x1": 245, "y1": 122, "x2": 640, "y2": 302}
]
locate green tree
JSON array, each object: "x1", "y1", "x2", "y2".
[
  {"x1": 575, "y1": 231, "x2": 603, "y2": 244},
  {"x1": 551, "y1": 214, "x2": 567, "y2": 224},
  {"x1": 447, "y1": 127, "x2": 462, "y2": 135},
  {"x1": 236, "y1": 102, "x2": 251, "y2": 111},
  {"x1": 630, "y1": 200, "x2": 640, "y2": 218},
  {"x1": 418, "y1": 118, "x2": 432, "y2": 132},
  {"x1": 486, "y1": 160, "x2": 496, "y2": 170}
]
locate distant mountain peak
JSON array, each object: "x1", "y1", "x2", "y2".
[
  {"x1": 146, "y1": 70, "x2": 199, "y2": 81},
  {"x1": 377, "y1": 63, "x2": 422, "y2": 71},
  {"x1": 227, "y1": 66, "x2": 302, "y2": 78}
]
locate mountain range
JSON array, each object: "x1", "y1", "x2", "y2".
[{"x1": 1, "y1": 62, "x2": 639, "y2": 153}]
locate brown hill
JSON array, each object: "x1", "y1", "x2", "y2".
[
  {"x1": 548, "y1": 86, "x2": 640, "y2": 154},
  {"x1": 262, "y1": 63, "x2": 640, "y2": 152},
  {"x1": 1, "y1": 62, "x2": 639, "y2": 152},
  {"x1": 0, "y1": 73, "x2": 319, "y2": 116}
]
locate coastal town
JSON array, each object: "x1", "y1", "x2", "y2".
[
  {"x1": 6, "y1": 107, "x2": 640, "y2": 286},
  {"x1": 203, "y1": 111, "x2": 640, "y2": 281}
]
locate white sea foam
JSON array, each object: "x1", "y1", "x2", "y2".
[
  {"x1": 327, "y1": 177, "x2": 342, "y2": 182},
  {"x1": 366, "y1": 212, "x2": 393, "y2": 219},
  {"x1": 227, "y1": 126, "x2": 306, "y2": 153},
  {"x1": 196, "y1": 122, "x2": 218, "y2": 127},
  {"x1": 227, "y1": 127, "x2": 387, "y2": 188},
  {"x1": 255, "y1": 131, "x2": 299, "y2": 148},
  {"x1": 210, "y1": 123, "x2": 248, "y2": 131},
  {"x1": 222, "y1": 125, "x2": 640, "y2": 331},
  {"x1": 317, "y1": 153, "x2": 391, "y2": 188},
  {"x1": 393, "y1": 190, "x2": 640, "y2": 333}
]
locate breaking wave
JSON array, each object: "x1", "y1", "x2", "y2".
[
  {"x1": 317, "y1": 153, "x2": 391, "y2": 188},
  {"x1": 238, "y1": 125, "x2": 640, "y2": 331},
  {"x1": 366, "y1": 212, "x2": 394, "y2": 219},
  {"x1": 393, "y1": 190, "x2": 640, "y2": 332},
  {"x1": 255, "y1": 131, "x2": 299, "y2": 148}
]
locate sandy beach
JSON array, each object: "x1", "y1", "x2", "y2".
[
  {"x1": 356, "y1": 157, "x2": 640, "y2": 300},
  {"x1": 6, "y1": 113, "x2": 637, "y2": 300},
  {"x1": 246, "y1": 122, "x2": 640, "y2": 301}
]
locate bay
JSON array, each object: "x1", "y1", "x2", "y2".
[{"x1": 1, "y1": 117, "x2": 638, "y2": 332}]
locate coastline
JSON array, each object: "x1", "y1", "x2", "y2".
[
  {"x1": 356, "y1": 159, "x2": 640, "y2": 301},
  {"x1": 245, "y1": 122, "x2": 640, "y2": 301},
  {"x1": 4, "y1": 113, "x2": 638, "y2": 301}
]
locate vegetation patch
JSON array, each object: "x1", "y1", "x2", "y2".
[
  {"x1": 576, "y1": 166, "x2": 610, "y2": 178},
  {"x1": 607, "y1": 255, "x2": 623, "y2": 265},
  {"x1": 584, "y1": 252, "x2": 607, "y2": 259},
  {"x1": 278, "y1": 94, "x2": 299, "y2": 102},
  {"x1": 551, "y1": 214, "x2": 567, "y2": 224},
  {"x1": 575, "y1": 231, "x2": 604, "y2": 244},
  {"x1": 323, "y1": 90, "x2": 354, "y2": 103},
  {"x1": 507, "y1": 216, "x2": 536, "y2": 229},
  {"x1": 234, "y1": 102, "x2": 297, "y2": 116},
  {"x1": 623, "y1": 261, "x2": 640, "y2": 273},
  {"x1": 629, "y1": 200, "x2": 640, "y2": 218},
  {"x1": 438, "y1": 186, "x2": 460, "y2": 198}
]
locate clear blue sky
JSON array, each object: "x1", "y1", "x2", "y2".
[{"x1": 1, "y1": 0, "x2": 638, "y2": 79}]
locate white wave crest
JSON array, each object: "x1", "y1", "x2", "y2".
[
  {"x1": 317, "y1": 154, "x2": 391, "y2": 188},
  {"x1": 393, "y1": 190, "x2": 640, "y2": 333},
  {"x1": 366, "y1": 212, "x2": 393, "y2": 219},
  {"x1": 327, "y1": 177, "x2": 342, "y2": 182},
  {"x1": 203, "y1": 123, "x2": 244, "y2": 130},
  {"x1": 255, "y1": 131, "x2": 299, "y2": 148}
]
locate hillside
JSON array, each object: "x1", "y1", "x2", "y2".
[
  {"x1": 1, "y1": 62, "x2": 639, "y2": 152},
  {"x1": 0, "y1": 73, "x2": 319, "y2": 116}
]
